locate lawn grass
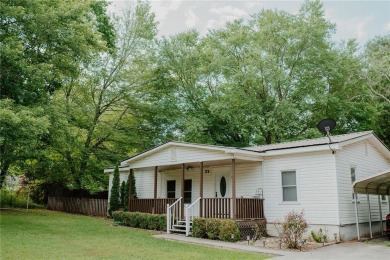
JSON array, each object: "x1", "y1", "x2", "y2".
[{"x1": 0, "y1": 209, "x2": 272, "y2": 259}]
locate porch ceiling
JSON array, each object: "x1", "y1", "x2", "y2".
[{"x1": 156, "y1": 158, "x2": 258, "y2": 171}]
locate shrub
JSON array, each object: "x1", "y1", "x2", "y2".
[
  {"x1": 311, "y1": 228, "x2": 328, "y2": 243},
  {"x1": 0, "y1": 188, "x2": 43, "y2": 209},
  {"x1": 128, "y1": 212, "x2": 141, "y2": 228},
  {"x1": 112, "y1": 211, "x2": 123, "y2": 223},
  {"x1": 192, "y1": 218, "x2": 240, "y2": 242},
  {"x1": 206, "y1": 219, "x2": 221, "y2": 239},
  {"x1": 112, "y1": 211, "x2": 166, "y2": 231},
  {"x1": 108, "y1": 164, "x2": 120, "y2": 216},
  {"x1": 139, "y1": 213, "x2": 150, "y2": 229},
  {"x1": 192, "y1": 218, "x2": 207, "y2": 238},
  {"x1": 218, "y1": 220, "x2": 240, "y2": 242},
  {"x1": 147, "y1": 214, "x2": 160, "y2": 230},
  {"x1": 276, "y1": 210, "x2": 308, "y2": 249}
]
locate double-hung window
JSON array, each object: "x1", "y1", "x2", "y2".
[
  {"x1": 351, "y1": 167, "x2": 357, "y2": 200},
  {"x1": 282, "y1": 171, "x2": 297, "y2": 202}
]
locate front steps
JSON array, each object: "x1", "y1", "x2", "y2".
[{"x1": 170, "y1": 220, "x2": 192, "y2": 235}]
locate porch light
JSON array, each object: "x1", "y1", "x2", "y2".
[{"x1": 298, "y1": 239, "x2": 305, "y2": 251}]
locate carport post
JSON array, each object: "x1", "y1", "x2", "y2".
[
  {"x1": 378, "y1": 195, "x2": 383, "y2": 236},
  {"x1": 354, "y1": 190, "x2": 360, "y2": 241},
  {"x1": 388, "y1": 194, "x2": 390, "y2": 212},
  {"x1": 366, "y1": 192, "x2": 373, "y2": 238}
]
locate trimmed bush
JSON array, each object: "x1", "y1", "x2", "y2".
[
  {"x1": 206, "y1": 219, "x2": 221, "y2": 240},
  {"x1": 139, "y1": 213, "x2": 149, "y2": 229},
  {"x1": 192, "y1": 218, "x2": 207, "y2": 238},
  {"x1": 219, "y1": 220, "x2": 240, "y2": 242},
  {"x1": 112, "y1": 211, "x2": 166, "y2": 231},
  {"x1": 128, "y1": 212, "x2": 141, "y2": 228},
  {"x1": 112, "y1": 211, "x2": 123, "y2": 223},
  {"x1": 192, "y1": 218, "x2": 240, "y2": 242}
]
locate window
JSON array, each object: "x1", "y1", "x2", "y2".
[
  {"x1": 282, "y1": 171, "x2": 297, "y2": 202},
  {"x1": 351, "y1": 167, "x2": 356, "y2": 199},
  {"x1": 167, "y1": 180, "x2": 176, "y2": 198},
  {"x1": 381, "y1": 195, "x2": 387, "y2": 202},
  {"x1": 184, "y1": 179, "x2": 192, "y2": 204}
]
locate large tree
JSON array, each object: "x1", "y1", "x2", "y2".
[
  {"x1": 151, "y1": 0, "x2": 374, "y2": 146},
  {"x1": 0, "y1": 0, "x2": 115, "y2": 187},
  {"x1": 39, "y1": 1, "x2": 158, "y2": 192}
]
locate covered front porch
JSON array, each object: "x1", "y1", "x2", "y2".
[
  {"x1": 127, "y1": 159, "x2": 265, "y2": 219},
  {"x1": 119, "y1": 142, "x2": 266, "y2": 235}
]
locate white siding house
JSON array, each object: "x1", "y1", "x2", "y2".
[{"x1": 105, "y1": 131, "x2": 390, "y2": 240}]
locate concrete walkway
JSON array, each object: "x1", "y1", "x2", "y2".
[
  {"x1": 155, "y1": 234, "x2": 390, "y2": 259},
  {"x1": 154, "y1": 234, "x2": 296, "y2": 257},
  {"x1": 273, "y1": 241, "x2": 390, "y2": 260}
]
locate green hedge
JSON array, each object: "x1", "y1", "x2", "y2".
[
  {"x1": 192, "y1": 218, "x2": 240, "y2": 242},
  {"x1": 0, "y1": 189, "x2": 43, "y2": 209},
  {"x1": 112, "y1": 211, "x2": 166, "y2": 231}
]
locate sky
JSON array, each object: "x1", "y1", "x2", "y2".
[{"x1": 109, "y1": 0, "x2": 390, "y2": 47}]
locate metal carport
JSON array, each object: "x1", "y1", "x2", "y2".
[{"x1": 352, "y1": 169, "x2": 390, "y2": 240}]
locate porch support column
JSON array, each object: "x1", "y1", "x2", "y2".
[
  {"x1": 181, "y1": 163, "x2": 185, "y2": 219},
  {"x1": 153, "y1": 166, "x2": 158, "y2": 214},
  {"x1": 200, "y1": 162, "x2": 204, "y2": 217},
  {"x1": 353, "y1": 190, "x2": 360, "y2": 241},
  {"x1": 232, "y1": 159, "x2": 236, "y2": 219},
  {"x1": 366, "y1": 192, "x2": 372, "y2": 238},
  {"x1": 378, "y1": 195, "x2": 383, "y2": 236},
  {"x1": 128, "y1": 169, "x2": 133, "y2": 210}
]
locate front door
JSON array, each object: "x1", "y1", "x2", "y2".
[{"x1": 214, "y1": 167, "x2": 230, "y2": 198}]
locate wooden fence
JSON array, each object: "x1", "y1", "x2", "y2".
[
  {"x1": 128, "y1": 198, "x2": 177, "y2": 214},
  {"x1": 47, "y1": 196, "x2": 108, "y2": 217}
]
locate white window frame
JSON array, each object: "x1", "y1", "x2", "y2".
[
  {"x1": 280, "y1": 170, "x2": 299, "y2": 204},
  {"x1": 351, "y1": 166, "x2": 359, "y2": 201},
  {"x1": 380, "y1": 194, "x2": 388, "y2": 203}
]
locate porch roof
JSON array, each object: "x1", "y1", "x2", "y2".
[{"x1": 120, "y1": 141, "x2": 263, "y2": 169}]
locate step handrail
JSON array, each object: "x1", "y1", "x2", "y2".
[
  {"x1": 185, "y1": 197, "x2": 201, "y2": 236},
  {"x1": 167, "y1": 197, "x2": 182, "y2": 234}
]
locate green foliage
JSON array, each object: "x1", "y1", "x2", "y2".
[
  {"x1": 108, "y1": 165, "x2": 120, "y2": 215},
  {"x1": 0, "y1": 0, "x2": 109, "y2": 105},
  {"x1": 311, "y1": 228, "x2": 328, "y2": 243},
  {"x1": 218, "y1": 220, "x2": 241, "y2": 242},
  {"x1": 192, "y1": 218, "x2": 240, "y2": 242},
  {"x1": 276, "y1": 210, "x2": 308, "y2": 249},
  {"x1": 112, "y1": 211, "x2": 166, "y2": 231},
  {"x1": 0, "y1": 189, "x2": 43, "y2": 209},
  {"x1": 192, "y1": 218, "x2": 208, "y2": 238}
]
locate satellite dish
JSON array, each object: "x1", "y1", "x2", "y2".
[{"x1": 316, "y1": 118, "x2": 336, "y2": 134}]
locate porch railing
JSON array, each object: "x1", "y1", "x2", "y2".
[
  {"x1": 236, "y1": 198, "x2": 264, "y2": 219},
  {"x1": 167, "y1": 197, "x2": 182, "y2": 234},
  {"x1": 129, "y1": 197, "x2": 264, "y2": 220},
  {"x1": 202, "y1": 198, "x2": 232, "y2": 218},
  {"x1": 185, "y1": 197, "x2": 201, "y2": 236},
  {"x1": 128, "y1": 198, "x2": 177, "y2": 214}
]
